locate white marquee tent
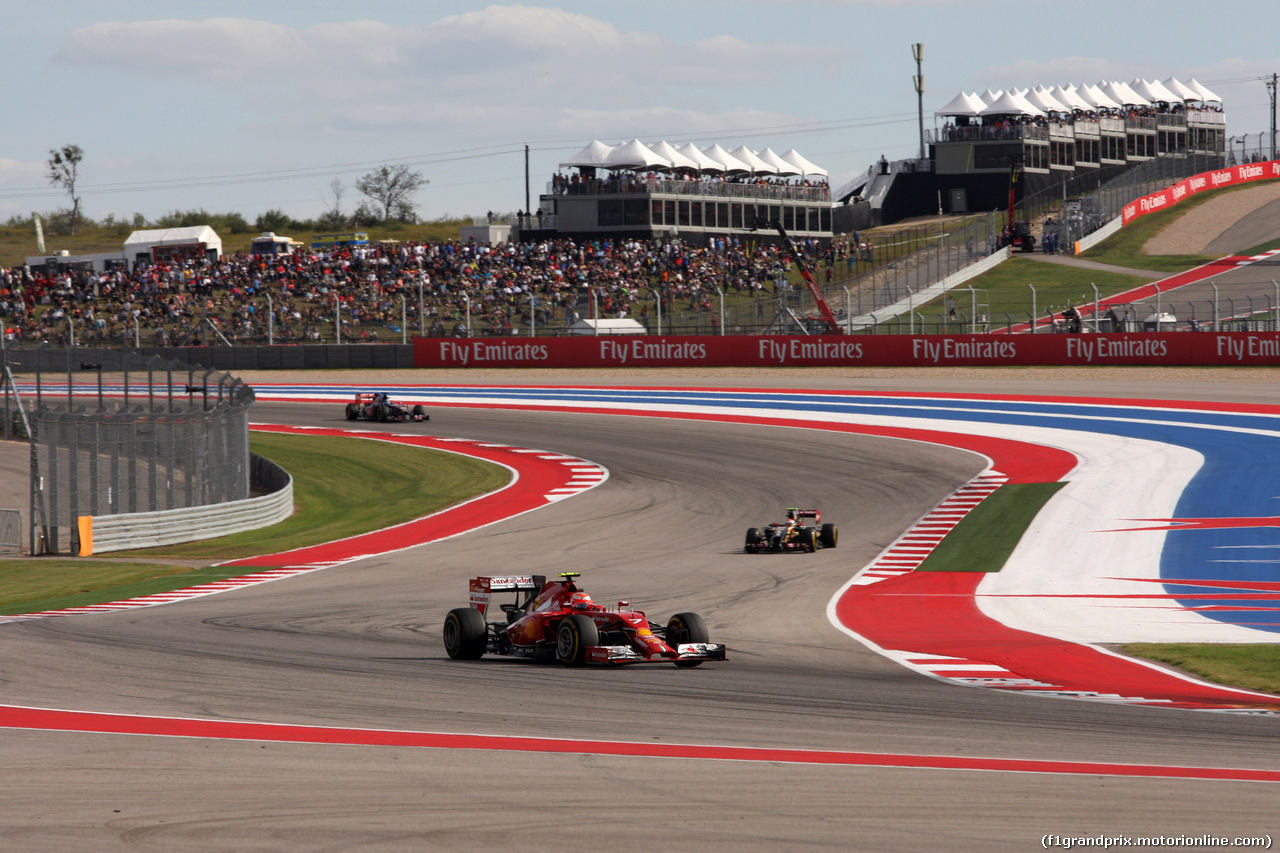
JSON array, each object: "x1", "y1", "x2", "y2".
[
  {"x1": 559, "y1": 139, "x2": 615, "y2": 168},
  {"x1": 702, "y1": 144, "x2": 751, "y2": 173},
  {"x1": 729, "y1": 146, "x2": 775, "y2": 175},
  {"x1": 779, "y1": 148, "x2": 827, "y2": 177},
  {"x1": 604, "y1": 139, "x2": 671, "y2": 170},
  {"x1": 123, "y1": 226, "x2": 222, "y2": 264}
]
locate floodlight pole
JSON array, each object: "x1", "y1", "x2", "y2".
[
  {"x1": 1268, "y1": 73, "x2": 1277, "y2": 161},
  {"x1": 912, "y1": 43, "x2": 925, "y2": 161}
]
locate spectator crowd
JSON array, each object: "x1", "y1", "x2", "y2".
[{"x1": 1, "y1": 233, "x2": 860, "y2": 347}]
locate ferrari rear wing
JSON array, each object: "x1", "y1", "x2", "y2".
[
  {"x1": 469, "y1": 575, "x2": 546, "y2": 617},
  {"x1": 788, "y1": 508, "x2": 821, "y2": 522}
]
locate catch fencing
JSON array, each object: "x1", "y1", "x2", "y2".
[
  {"x1": 1025, "y1": 149, "x2": 1225, "y2": 250},
  {"x1": 1, "y1": 347, "x2": 255, "y2": 554}
]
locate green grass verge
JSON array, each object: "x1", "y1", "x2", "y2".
[
  {"x1": 916, "y1": 256, "x2": 1150, "y2": 324},
  {"x1": 917, "y1": 482, "x2": 1065, "y2": 572},
  {"x1": 1124, "y1": 643, "x2": 1280, "y2": 696},
  {"x1": 1082, "y1": 178, "x2": 1280, "y2": 273},
  {"x1": 108, "y1": 431, "x2": 509, "y2": 560},
  {"x1": 0, "y1": 430, "x2": 510, "y2": 611},
  {"x1": 1240, "y1": 235, "x2": 1280, "y2": 257},
  {"x1": 0, "y1": 563, "x2": 252, "y2": 616}
]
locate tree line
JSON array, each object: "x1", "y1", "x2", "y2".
[{"x1": 29, "y1": 144, "x2": 430, "y2": 238}]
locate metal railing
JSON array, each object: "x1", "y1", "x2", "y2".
[{"x1": 546, "y1": 176, "x2": 831, "y2": 202}]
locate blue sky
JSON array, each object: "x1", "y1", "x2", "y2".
[{"x1": 3, "y1": 1, "x2": 1276, "y2": 230}]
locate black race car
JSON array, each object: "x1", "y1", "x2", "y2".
[
  {"x1": 344, "y1": 392, "x2": 429, "y2": 423},
  {"x1": 745, "y1": 508, "x2": 837, "y2": 553}
]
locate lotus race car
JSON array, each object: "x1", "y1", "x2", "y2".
[
  {"x1": 344, "y1": 392, "x2": 429, "y2": 423},
  {"x1": 744, "y1": 508, "x2": 837, "y2": 553},
  {"x1": 443, "y1": 572, "x2": 727, "y2": 667}
]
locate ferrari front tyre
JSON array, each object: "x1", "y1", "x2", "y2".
[
  {"x1": 556, "y1": 614, "x2": 599, "y2": 667},
  {"x1": 744, "y1": 527, "x2": 760, "y2": 552},
  {"x1": 345, "y1": 403, "x2": 358, "y2": 420},
  {"x1": 799, "y1": 527, "x2": 817, "y2": 553},
  {"x1": 375, "y1": 405, "x2": 388, "y2": 422},
  {"x1": 820, "y1": 523, "x2": 838, "y2": 549},
  {"x1": 667, "y1": 612, "x2": 710, "y2": 668},
  {"x1": 443, "y1": 607, "x2": 487, "y2": 660},
  {"x1": 412, "y1": 404, "x2": 427, "y2": 420}
]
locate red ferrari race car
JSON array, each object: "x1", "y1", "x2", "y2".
[
  {"x1": 744, "y1": 508, "x2": 838, "y2": 553},
  {"x1": 443, "y1": 572, "x2": 727, "y2": 667},
  {"x1": 344, "y1": 392, "x2": 429, "y2": 423}
]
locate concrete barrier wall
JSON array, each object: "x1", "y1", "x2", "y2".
[
  {"x1": 84, "y1": 453, "x2": 293, "y2": 554},
  {"x1": 1075, "y1": 216, "x2": 1122, "y2": 255}
]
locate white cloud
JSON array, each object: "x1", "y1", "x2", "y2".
[
  {"x1": 56, "y1": 8, "x2": 844, "y2": 100},
  {"x1": 53, "y1": 7, "x2": 847, "y2": 149},
  {"x1": 0, "y1": 158, "x2": 49, "y2": 187}
]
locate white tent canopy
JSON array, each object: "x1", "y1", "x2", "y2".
[
  {"x1": 1051, "y1": 85, "x2": 1093, "y2": 111},
  {"x1": 1132, "y1": 78, "x2": 1178, "y2": 103},
  {"x1": 758, "y1": 147, "x2": 800, "y2": 175},
  {"x1": 1100, "y1": 80, "x2": 1149, "y2": 107},
  {"x1": 935, "y1": 90, "x2": 987, "y2": 117},
  {"x1": 1079, "y1": 83, "x2": 1121, "y2": 109},
  {"x1": 676, "y1": 142, "x2": 723, "y2": 172},
  {"x1": 559, "y1": 139, "x2": 615, "y2": 168},
  {"x1": 1162, "y1": 77, "x2": 1201, "y2": 101},
  {"x1": 778, "y1": 148, "x2": 827, "y2": 177},
  {"x1": 729, "y1": 146, "x2": 775, "y2": 175},
  {"x1": 1186, "y1": 78, "x2": 1222, "y2": 102},
  {"x1": 604, "y1": 138, "x2": 671, "y2": 170},
  {"x1": 1026, "y1": 87, "x2": 1070, "y2": 114},
  {"x1": 648, "y1": 140, "x2": 697, "y2": 171},
  {"x1": 702, "y1": 144, "x2": 751, "y2": 173},
  {"x1": 980, "y1": 90, "x2": 1042, "y2": 116},
  {"x1": 557, "y1": 139, "x2": 825, "y2": 179}
]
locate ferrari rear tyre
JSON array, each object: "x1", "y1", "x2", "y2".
[
  {"x1": 443, "y1": 607, "x2": 487, "y2": 660},
  {"x1": 799, "y1": 527, "x2": 817, "y2": 553},
  {"x1": 556, "y1": 614, "x2": 599, "y2": 667},
  {"x1": 820, "y1": 523, "x2": 838, "y2": 549},
  {"x1": 667, "y1": 612, "x2": 710, "y2": 668},
  {"x1": 744, "y1": 527, "x2": 760, "y2": 552},
  {"x1": 345, "y1": 403, "x2": 358, "y2": 420}
]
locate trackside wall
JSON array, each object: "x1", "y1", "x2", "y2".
[
  {"x1": 412, "y1": 331, "x2": 1280, "y2": 368},
  {"x1": 79, "y1": 453, "x2": 293, "y2": 555}
]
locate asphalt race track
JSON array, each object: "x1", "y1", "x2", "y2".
[{"x1": 2, "y1": 372, "x2": 1280, "y2": 851}]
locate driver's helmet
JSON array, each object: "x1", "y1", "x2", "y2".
[{"x1": 569, "y1": 591, "x2": 594, "y2": 610}]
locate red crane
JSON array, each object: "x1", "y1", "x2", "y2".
[{"x1": 763, "y1": 219, "x2": 843, "y2": 335}]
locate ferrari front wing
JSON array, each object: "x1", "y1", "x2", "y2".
[{"x1": 585, "y1": 642, "x2": 728, "y2": 665}]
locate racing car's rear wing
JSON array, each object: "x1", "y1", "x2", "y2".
[
  {"x1": 791, "y1": 509, "x2": 821, "y2": 522},
  {"x1": 469, "y1": 575, "x2": 546, "y2": 616}
]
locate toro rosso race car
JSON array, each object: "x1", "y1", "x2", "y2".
[
  {"x1": 443, "y1": 572, "x2": 727, "y2": 667},
  {"x1": 344, "y1": 392, "x2": 429, "y2": 423},
  {"x1": 744, "y1": 508, "x2": 838, "y2": 553}
]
